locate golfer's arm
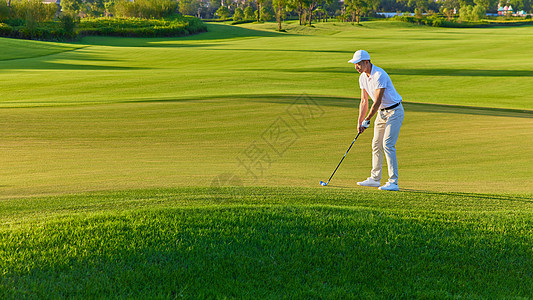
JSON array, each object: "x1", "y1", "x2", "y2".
[
  {"x1": 365, "y1": 88, "x2": 384, "y2": 121},
  {"x1": 358, "y1": 89, "x2": 369, "y2": 125}
]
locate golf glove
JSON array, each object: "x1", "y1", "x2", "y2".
[{"x1": 361, "y1": 120, "x2": 370, "y2": 128}]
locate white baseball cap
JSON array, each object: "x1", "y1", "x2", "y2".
[{"x1": 348, "y1": 50, "x2": 371, "y2": 64}]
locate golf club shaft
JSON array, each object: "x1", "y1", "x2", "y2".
[{"x1": 326, "y1": 132, "x2": 361, "y2": 184}]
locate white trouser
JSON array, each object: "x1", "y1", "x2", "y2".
[{"x1": 370, "y1": 103, "x2": 404, "y2": 184}]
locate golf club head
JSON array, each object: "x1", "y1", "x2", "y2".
[{"x1": 320, "y1": 181, "x2": 327, "y2": 186}]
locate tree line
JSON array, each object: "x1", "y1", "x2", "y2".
[
  {"x1": 1, "y1": 0, "x2": 531, "y2": 30},
  {"x1": 0, "y1": 0, "x2": 181, "y2": 22},
  {"x1": 184, "y1": 0, "x2": 532, "y2": 25}
]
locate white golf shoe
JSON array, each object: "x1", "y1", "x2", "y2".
[
  {"x1": 357, "y1": 178, "x2": 380, "y2": 187},
  {"x1": 378, "y1": 182, "x2": 399, "y2": 191}
]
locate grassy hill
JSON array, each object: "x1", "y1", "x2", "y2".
[
  {"x1": 0, "y1": 20, "x2": 532, "y2": 297},
  {"x1": 1, "y1": 187, "x2": 533, "y2": 298}
]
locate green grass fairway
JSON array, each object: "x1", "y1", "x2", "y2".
[
  {"x1": 0, "y1": 21, "x2": 532, "y2": 197},
  {"x1": 0, "y1": 20, "x2": 532, "y2": 297},
  {"x1": 2, "y1": 21, "x2": 533, "y2": 109}
]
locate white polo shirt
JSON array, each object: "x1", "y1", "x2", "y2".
[{"x1": 359, "y1": 65, "x2": 402, "y2": 109}]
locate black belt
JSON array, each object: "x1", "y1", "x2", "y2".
[{"x1": 381, "y1": 102, "x2": 401, "y2": 111}]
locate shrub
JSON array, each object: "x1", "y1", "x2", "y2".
[
  {"x1": 78, "y1": 15, "x2": 206, "y2": 38},
  {"x1": 393, "y1": 15, "x2": 474, "y2": 28},
  {"x1": 0, "y1": 14, "x2": 206, "y2": 41},
  {"x1": 0, "y1": 22, "x2": 15, "y2": 36},
  {"x1": 231, "y1": 19, "x2": 255, "y2": 25}
]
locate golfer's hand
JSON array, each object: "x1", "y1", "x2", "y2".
[{"x1": 359, "y1": 120, "x2": 370, "y2": 133}]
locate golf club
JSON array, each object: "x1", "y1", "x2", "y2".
[{"x1": 320, "y1": 120, "x2": 368, "y2": 186}]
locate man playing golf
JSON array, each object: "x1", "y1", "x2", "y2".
[{"x1": 349, "y1": 50, "x2": 404, "y2": 191}]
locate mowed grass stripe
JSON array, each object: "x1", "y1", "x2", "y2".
[
  {"x1": 0, "y1": 97, "x2": 531, "y2": 197},
  {"x1": 0, "y1": 38, "x2": 83, "y2": 61}
]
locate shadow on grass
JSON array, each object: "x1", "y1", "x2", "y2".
[
  {"x1": 122, "y1": 94, "x2": 533, "y2": 119},
  {"x1": 236, "y1": 94, "x2": 533, "y2": 119},
  {"x1": 4, "y1": 61, "x2": 148, "y2": 71},
  {"x1": 243, "y1": 66, "x2": 533, "y2": 77},
  {"x1": 185, "y1": 23, "x2": 283, "y2": 40},
  {"x1": 1, "y1": 47, "x2": 146, "y2": 71},
  {"x1": 212, "y1": 49, "x2": 354, "y2": 54},
  {"x1": 1, "y1": 206, "x2": 532, "y2": 298},
  {"x1": 387, "y1": 68, "x2": 533, "y2": 77},
  {"x1": 77, "y1": 23, "x2": 283, "y2": 47},
  {"x1": 403, "y1": 101, "x2": 533, "y2": 119}
]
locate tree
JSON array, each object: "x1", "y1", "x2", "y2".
[
  {"x1": 85, "y1": 0, "x2": 106, "y2": 17},
  {"x1": 179, "y1": 0, "x2": 202, "y2": 16},
  {"x1": 112, "y1": 0, "x2": 176, "y2": 18},
  {"x1": 215, "y1": 5, "x2": 230, "y2": 19},
  {"x1": 104, "y1": 0, "x2": 114, "y2": 17},
  {"x1": 322, "y1": 0, "x2": 341, "y2": 21},
  {"x1": 414, "y1": 7, "x2": 423, "y2": 18},
  {"x1": 256, "y1": 0, "x2": 266, "y2": 21},
  {"x1": 287, "y1": 0, "x2": 306, "y2": 25},
  {"x1": 440, "y1": 7, "x2": 454, "y2": 20},
  {"x1": 206, "y1": 0, "x2": 221, "y2": 19},
  {"x1": 414, "y1": 0, "x2": 428, "y2": 13},
  {"x1": 305, "y1": 0, "x2": 319, "y2": 25},
  {"x1": 315, "y1": 7, "x2": 326, "y2": 21},
  {"x1": 511, "y1": 0, "x2": 532, "y2": 12},
  {"x1": 233, "y1": 6, "x2": 244, "y2": 20},
  {"x1": 8, "y1": 0, "x2": 58, "y2": 36},
  {"x1": 59, "y1": 13, "x2": 77, "y2": 38},
  {"x1": 18, "y1": 0, "x2": 57, "y2": 22},
  {"x1": 244, "y1": 5, "x2": 255, "y2": 19},
  {"x1": 459, "y1": 4, "x2": 474, "y2": 21},
  {"x1": 459, "y1": 2, "x2": 485, "y2": 21},
  {"x1": 259, "y1": 2, "x2": 273, "y2": 21},
  {"x1": 472, "y1": 4, "x2": 485, "y2": 20},
  {"x1": 60, "y1": 0, "x2": 82, "y2": 16},
  {"x1": 0, "y1": 0, "x2": 9, "y2": 21},
  {"x1": 440, "y1": 0, "x2": 460, "y2": 19},
  {"x1": 366, "y1": 0, "x2": 380, "y2": 12},
  {"x1": 344, "y1": 0, "x2": 366, "y2": 24},
  {"x1": 273, "y1": 0, "x2": 287, "y2": 29},
  {"x1": 474, "y1": 0, "x2": 491, "y2": 8},
  {"x1": 396, "y1": 0, "x2": 430, "y2": 14}
]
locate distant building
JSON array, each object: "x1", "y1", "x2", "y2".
[{"x1": 497, "y1": 4, "x2": 513, "y2": 16}]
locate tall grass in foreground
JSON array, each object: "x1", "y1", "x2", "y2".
[{"x1": 1, "y1": 187, "x2": 532, "y2": 298}]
